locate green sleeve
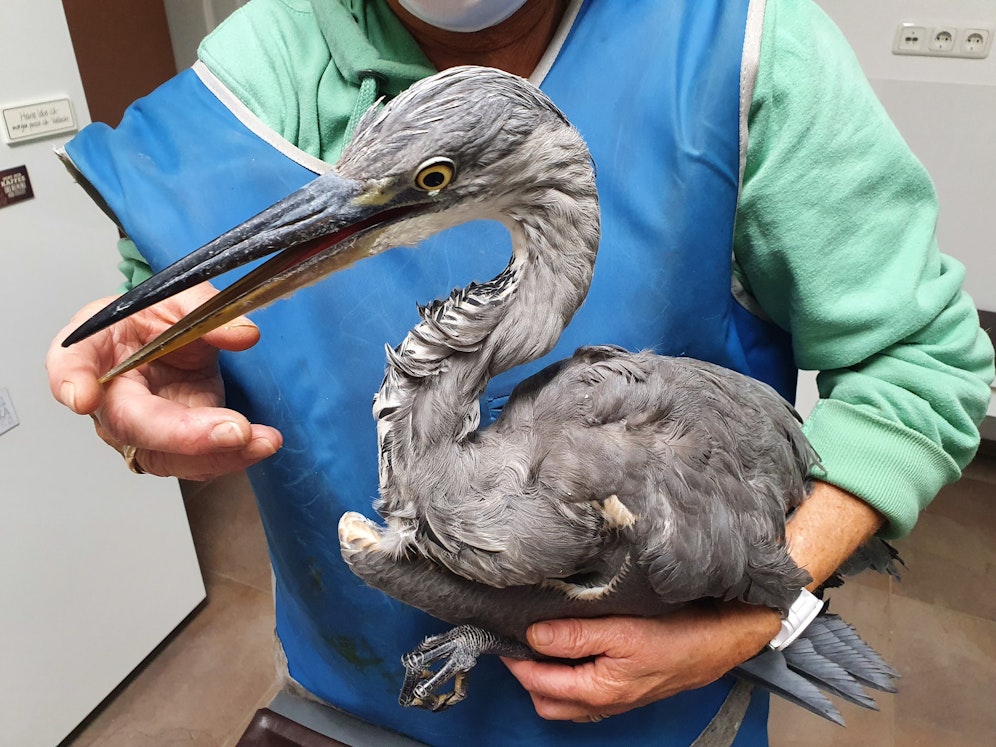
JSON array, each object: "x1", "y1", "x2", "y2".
[
  {"x1": 737, "y1": 0, "x2": 994, "y2": 537},
  {"x1": 116, "y1": 237, "x2": 153, "y2": 292}
]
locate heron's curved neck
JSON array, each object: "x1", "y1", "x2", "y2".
[{"x1": 373, "y1": 191, "x2": 597, "y2": 483}]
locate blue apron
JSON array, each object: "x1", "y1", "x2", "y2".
[{"x1": 64, "y1": 1, "x2": 792, "y2": 743}]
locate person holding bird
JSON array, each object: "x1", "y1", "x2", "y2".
[{"x1": 48, "y1": 1, "x2": 993, "y2": 744}]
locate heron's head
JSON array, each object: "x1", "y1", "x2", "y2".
[{"x1": 62, "y1": 66, "x2": 597, "y2": 380}]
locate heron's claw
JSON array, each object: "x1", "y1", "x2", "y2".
[
  {"x1": 400, "y1": 668, "x2": 471, "y2": 712},
  {"x1": 399, "y1": 627, "x2": 480, "y2": 711},
  {"x1": 398, "y1": 624, "x2": 533, "y2": 711}
]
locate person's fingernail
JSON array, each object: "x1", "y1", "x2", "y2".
[
  {"x1": 249, "y1": 436, "x2": 279, "y2": 458},
  {"x1": 531, "y1": 622, "x2": 554, "y2": 647},
  {"x1": 210, "y1": 421, "x2": 246, "y2": 448},
  {"x1": 60, "y1": 381, "x2": 77, "y2": 412}
]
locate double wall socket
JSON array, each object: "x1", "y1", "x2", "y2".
[{"x1": 894, "y1": 23, "x2": 993, "y2": 59}]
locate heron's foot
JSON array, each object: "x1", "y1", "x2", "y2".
[{"x1": 399, "y1": 625, "x2": 532, "y2": 711}]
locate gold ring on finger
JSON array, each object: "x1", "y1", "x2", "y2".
[{"x1": 122, "y1": 444, "x2": 146, "y2": 475}]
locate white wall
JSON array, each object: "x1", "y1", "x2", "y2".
[
  {"x1": 799, "y1": 0, "x2": 996, "y2": 418},
  {"x1": 817, "y1": 0, "x2": 996, "y2": 311},
  {"x1": 164, "y1": 0, "x2": 249, "y2": 70},
  {"x1": 0, "y1": 3, "x2": 204, "y2": 745}
]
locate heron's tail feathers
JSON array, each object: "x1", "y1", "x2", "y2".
[{"x1": 733, "y1": 611, "x2": 897, "y2": 725}]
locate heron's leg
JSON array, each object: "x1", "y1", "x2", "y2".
[
  {"x1": 339, "y1": 511, "x2": 546, "y2": 624},
  {"x1": 400, "y1": 624, "x2": 533, "y2": 711},
  {"x1": 340, "y1": 512, "x2": 542, "y2": 711}
]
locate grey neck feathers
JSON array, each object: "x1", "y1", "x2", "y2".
[{"x1": 372, "y1": 184, "x2": 598, "y2": 501}]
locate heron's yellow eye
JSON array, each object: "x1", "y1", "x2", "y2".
[{"x1": 414, "y1": 158, "x2": 456, "y2": 191}]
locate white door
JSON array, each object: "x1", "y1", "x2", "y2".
[{"x1": 0, "y1": 3, "x2": 205, "y2": 745}]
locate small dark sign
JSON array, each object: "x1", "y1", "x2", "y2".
[{"x1": 0, "y1": 165, "x2": 34, "y2": 208}]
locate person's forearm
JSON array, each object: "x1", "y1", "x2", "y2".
[
  {"x1": 707, "y1": 481, "x2": 885, "y2": 660},
  {"x1": 785, "y1": 480, "x2": 885, "y2": 589},
  {"x1": 708, "y1": 482, "x2": 883, "y2": 649}
]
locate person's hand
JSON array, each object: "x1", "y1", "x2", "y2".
[
  {"x1": 46, "y1": 284, "x2": 282, "y2": 480},
  {"x1": 503, "y1": 602, "x2": 780, "y2": 722}
]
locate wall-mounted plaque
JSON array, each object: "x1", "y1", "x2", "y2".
[
  {"x1": 2, "y1": 97, "x2": 77, "y2": 144},
  {"x1": 0, "y1": 165, "x2": 34, "y2": 208}
]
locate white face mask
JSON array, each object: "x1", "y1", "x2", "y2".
[{"x1": 397, "y1": 0, "x2": 530, "y2": 32}]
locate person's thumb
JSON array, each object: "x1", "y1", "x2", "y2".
[
  {"x1": 203, "y1": 315, "x2": 261, "y2": 352},
  {"x1": 526, "y1": 618, "x2": 610, "y2": 659}
]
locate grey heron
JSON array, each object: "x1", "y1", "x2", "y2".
[{"x1": 64, "y1": 65, "x2": 898, "y2": 725}]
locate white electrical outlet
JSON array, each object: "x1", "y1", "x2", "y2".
[
  {"x1": 894, "y1": 22, "x2": 994, "y2": 59},
  {"x1": 930, "y1": 27, "x2": 957, "y2": 52},
  {"x1": 962, "y1": 28, "x2": 992, "y2": 56}
]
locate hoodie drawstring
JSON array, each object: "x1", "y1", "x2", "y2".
[{"x1": 345, "y1": 70, "x2": 388, "y2": 142}]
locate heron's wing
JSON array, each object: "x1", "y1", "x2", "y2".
[
  {"x1": 502, "y1": 346, "x2": 817, "y2": 610},
  {"x1": 830, "y1": 538, "x2": 904, "y2": 583}
]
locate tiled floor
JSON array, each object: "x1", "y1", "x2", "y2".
[{"x1": 63, "y1": 457, "x2": 996, "y2": 746}]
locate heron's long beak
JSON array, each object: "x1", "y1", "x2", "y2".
[{"x1": 62, "y1": 171, "x2": 419, "y2": 382}]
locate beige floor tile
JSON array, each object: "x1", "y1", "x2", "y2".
[
  {"x1": 769, "y1": 687, "x2": 896, "y2": 747},
  {"x1": 962, "y1": 453, "x2": 996, "y2": 485},
  {"x1": 892, "y1": 477, "x2": 996, "y2": 622},
  {"x1": 66, "y1": 573, "x2": 278, "y2": 747},
  {"x1": 930, "y1": 475, "x2": 996, "y2": 529},
  {"x1": 182, "y1": 472, "x2": 273, "y2": 593},
  {"x1": 891, "y1": 595, "x2": 996, "y2": 746}
]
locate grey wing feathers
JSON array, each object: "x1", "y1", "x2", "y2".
[
  {"x1": 735, "y1": 648, "x2": 849, "y2": 725},
  {"x1": 734, "y1": 611, "x2": 899, "y2": 726},
  {"x1": 782, "y1": 638, "x2": 880, "y2": 710},
  {"x1": 500, "y1": 346, "x2": 818, "y2": 610},
  {"x1": 834, "y1": 538, "x2": 904, "y2": 581},
  {"x1": 804, "y1": 614, "x2": 899, "y2": 690}
]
